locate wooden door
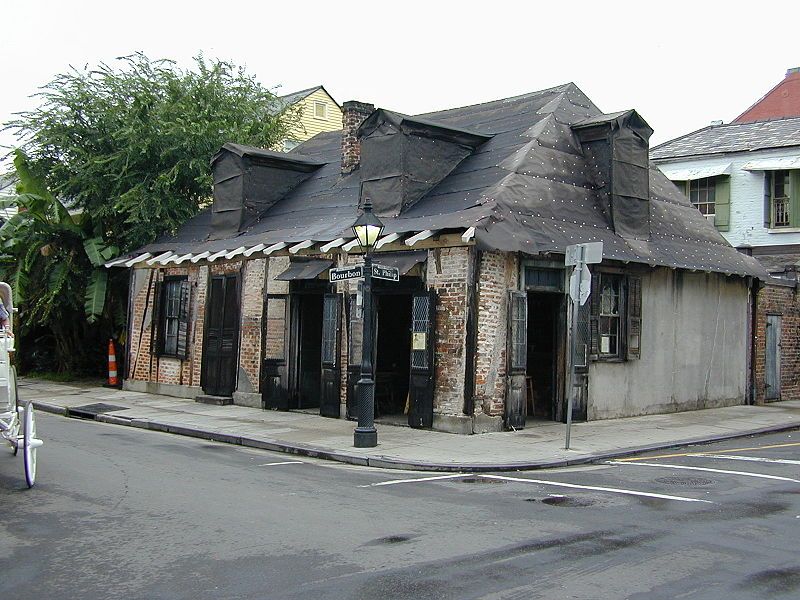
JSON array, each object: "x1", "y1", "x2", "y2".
[
  {"x1": 201, "y1": 274, "x2": 240, "y2": 397},
  {"x1": 506, "y1": 291, "x2": 528, "y2": 429},
  {"x1": 408, "y1": 290, "x2": 435, "y2": 428},
  {"x1": 765, "y1": 315, "x2": 781, "y2": 401},
  {"x1": 320, "y1": 293, "x2": 341, "y2": 418}
]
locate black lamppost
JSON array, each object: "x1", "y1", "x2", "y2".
[{"x1": 352, "y1": 199, "x2": 384, "y2": 448}]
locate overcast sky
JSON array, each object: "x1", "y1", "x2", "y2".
[{"x1": 2, "y1": 0, "x2": 798, "y2": 168}]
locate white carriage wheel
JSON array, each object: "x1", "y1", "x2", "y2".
[
  {"x1": 10, "y1": 366, "x2": 19, "y2": 456},
  {"x1": 23, "y1": 401, "x2": 37, "y2": 488}
]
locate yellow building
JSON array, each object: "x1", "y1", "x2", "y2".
[{"x1": 278, "y1": 86, "x2": 342, "y2": 152}]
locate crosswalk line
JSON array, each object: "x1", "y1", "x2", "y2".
[{"x1": 607, "y1": 461, "x2": 800, "y2": 483}]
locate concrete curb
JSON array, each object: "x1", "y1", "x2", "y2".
[{"x1": 32, "y1": 399, "x2": 800, "y2": 472}]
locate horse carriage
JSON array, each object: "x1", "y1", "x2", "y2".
[{"x1": 0, "y1": 282, "x2": 42, "y2": 487}]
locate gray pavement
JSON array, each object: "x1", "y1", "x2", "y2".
[{"x1": 19, "y1": 378, "x2": 800, "y2": 471}]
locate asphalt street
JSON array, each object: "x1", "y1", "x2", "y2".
[{"x1": 1, "y1": 414, "x2": 798, "y2": 600}]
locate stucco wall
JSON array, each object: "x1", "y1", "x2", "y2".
[
  {"x1": 588, "y1": 268, "x2": 749, "y2": 419},
  {"x1": 655, "y1": 147, "x2": 800, "y2": 248}
]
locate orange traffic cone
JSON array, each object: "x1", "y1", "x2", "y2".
[{"x1": 107, "y1": 339, "x2": 119, "y2": 386}]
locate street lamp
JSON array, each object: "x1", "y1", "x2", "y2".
[{"x1": 352, "y1": 199, "x2": 384, "y2": 448}]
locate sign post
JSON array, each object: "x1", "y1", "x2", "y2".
[{"x1": 564, "y1": 242, "x2": 602, "y2": 450}]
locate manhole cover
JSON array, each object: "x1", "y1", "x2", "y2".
[
  {"x1": 459, "y1": 477, "x2": 508, "y2": 484},
  {"x1": 540, "y1": 496, "x2": 596, "y2": 507},
  {"x1": 655, "y1": 476, "x2": 714, "y2": 486},
  {"x1": 68, "y1": 403, "x2": 129, "y2": 419}
]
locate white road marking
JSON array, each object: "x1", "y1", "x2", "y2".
[
  {"x1": 695, "y1": 454, "x2": 800, "y2": 467},
  {"x1": 479, "y1": 474, "x2": 713, "y2": 503},
  {"x1": 257, "y1": 461, "x2": 305, "y2": 467},
  {"x1": 608, "y1": 461, "x2": 800, "y2": 483},
  {"x1": 360, "y1": 473, "x2": 474, "y2": 487}
]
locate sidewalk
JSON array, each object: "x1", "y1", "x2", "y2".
[{"x1": 20, "y1": 377, "x2": 800, "y2": 472}]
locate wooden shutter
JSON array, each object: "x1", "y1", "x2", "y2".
[
  {"x1": 151, "y1": 280, "x2": 163, "y2": 355},
  {"x1": 626, "y1": 276, "x2": 642, "y2": 360},
  {"x1": 588, "y1": 271, "x2": 601, "y2": 360},
  {"x1": 176, "y1": 280, "x2": 191, "y2": 360},
  {"x1": 763, "y1": 172, "x2": 772, "y2": 228},
  {"x1": 714, "y1": 176, "x2": 730, "y2": 232},
  {"x1": 791, "y1": 170, "x2": 800, "y2": 228}
]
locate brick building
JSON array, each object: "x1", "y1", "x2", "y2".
[{"x1": 110, "y1": 84, "x2": 766, "y2": 434}]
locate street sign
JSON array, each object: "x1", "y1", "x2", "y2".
[
  {"x1": 329, "y1": 265, "x2": 364, "y2": 282},
  {"x1": 569, "y1": 264, "x2": 592, "y2": 305},
  {"x1": 565, "y1": 241, "x2": 603, "y2": 266},
  {"x1": 372, "y1": 264, "x2": 400, "y2": 282}
]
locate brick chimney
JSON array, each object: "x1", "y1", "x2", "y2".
[{"x1": 341, "y1": 100, "x2": 374, "y2": 175}]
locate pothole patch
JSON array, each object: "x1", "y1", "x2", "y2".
[
  {"x1": 459, "y1": 477, "x2": 508, "y2": 484},
  {"x1": 540, "y1": 495, "x2": 597, "y2": 507},
  {"x1": 655, "y1": 476, "x2": 714, "y2": 486}
]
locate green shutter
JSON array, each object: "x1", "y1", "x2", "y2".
[
  {"x1": 791, "y1": 170, "x2": 800, "y2": 228},
  {"x1": 714, "y1": 175, "x2": 731, "y2": 232}
]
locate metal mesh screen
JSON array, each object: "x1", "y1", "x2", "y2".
[
  {"x1": 574, "y1": 300, "x2": 590, "y2": 368},
  {"x1": 411, "y1": 295, "x2": 430, "y2": 369},
  {"x1": 321, "y1": 295, "x2": 338, "y2": 366}
]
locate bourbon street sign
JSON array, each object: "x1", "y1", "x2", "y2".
[{"x1": 329, "y1": 265, "x2": 364, "y2": 282}]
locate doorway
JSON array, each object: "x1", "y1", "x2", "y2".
[
  {"x1": 374, "y1": 293, "x2": 412, "y2": 421},
  {"x1": 288, "y1": 285, "x2": 324, "y2": 409},
  {"x1": 526, "y1": 292, "x2": 561, "y2": 420},
  {"x1": 765, "y1": 314, "x2": 781, "y2": 401},
  {"x1": 201, "y1": 274, "x2": 240, "y2": 398}
]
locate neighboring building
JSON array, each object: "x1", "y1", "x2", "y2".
[
  {"x1": 110, "y1": 84, "x2": 765, "y2": 435},
  {"x1": 651, "y1": 71, "x2": 800, "y2": 404},
  {"x1": 734, "y1": 68, "x2": 800, "y2": 124},
  {"x1": 277, "y1": 86, "x2": 342, "y2": 152},
  {"x1": 0, "y1": 174, "x2": 18, "y2": 222}
]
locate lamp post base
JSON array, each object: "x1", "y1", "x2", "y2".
[{"x1": 354, "y1": 427, "x2": 378, "y2": 448}]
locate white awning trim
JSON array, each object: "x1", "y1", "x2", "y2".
[
  {"x1": 742, "y1": 156, "x2": 800, "y2": 171},
  {"x1": 123, "y1": 253, "x2": 152, "y2": 268},
  {"x1": 342, "y1": 238, "x2": 361, "y2": 251},
  {"x1": 376, "y1": 233, "x2": 402, "y2": 249},
  {"x1": 172, "y1": 253, "x2": 195, "y2": 264},
  {"x1": 461, "y1": 227, "x2": 476, "y2": 243},
  {"x1": 320, "y1": 238, "x2": 347, "y2": 252},
  {"x1": 104, "y1": 256, "x2": 129, "y2": 268},
  {"x1": 206, "y1": 249, "x2": 228, "y2": 263},
  {"x1": 405, "y1": 230, "x2": 436, "y2": 247},
  {"x1": 243, "y1": 244, "x2": 265, "y2": 257},
  {"x1": 289, "y1": 240, "x2": 314, "y2": 254},
  {"x1": 264, "y1": 241, "x2": 288, "y2": 255},
  {"x1": 658, "y1": 163, "x2": 732, "y2": 181},
  {"x1": 190, "y1": 251, "x2": 211, "y2": 264},
  {"x1": 157, "y1": 252, "x2": 179, "y2": 265},
  {"x1": 224, "y1": 246, "x2": 246, "y2": 259},
  {"x1": 146, "y1": 251, "x2": 173, "y2": 266}
]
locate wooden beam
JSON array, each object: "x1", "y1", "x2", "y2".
[
  {"x1": 264, "y1": 241, "x2": 288, "y2": 255},
  {"x1": 190, "y1": 251, "x2": 211, "y2": 264},
  {"x1": 172, "y1": 252, "x2": 195, "y2": 264},
  {"x1": 320, "y1": 238, "x2": 347, "y2": 252},
  {"x1": 224, "y1": 246, "x2": 246, "y2": 259},
  {"x1": 376, "y1": 232, "x2": 402, "y2": 249},
  {"x1": 243, "y1": 243, "x2": 265, "y2": 257},
  {"x1": 461, "y1": 227, "x2": 476, "y2": 244},
  {"x1": 289, "y1": 240, "x2": 314, "y2": 254},
  {"x1": 146, "y1": 251, "x2": 173, "y2": 266},
  {"x1": 104, "y1": 256, "x2": 129, "y2": 268},
  {"x1": 206, "y1": 249, "x2": 228, "y2": 263},
  {"x1": 123, "y1": 253, "x2": 152, "y2": 267},
  {"x1": 342, "y1": 238, "x2": 361, "y2": 252},
  {"x1": 404, "y1": 230, "x2": 436, "y2": 247}
]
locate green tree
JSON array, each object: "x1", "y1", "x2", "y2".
[{"x1": 1, "y1": 53, "x2": 298, "y2": 374}]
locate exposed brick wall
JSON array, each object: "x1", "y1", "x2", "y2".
[
  {"x1": 238, "y1": 259, "x2": 265, "y2": 393},
  {"x1": 473, "y1": 251, "x2": 518, "y2": 417},
  {"x1": 427, "y1": 247, "x2": 470, "y2": 416},
  {"x1": 754, "y1": 281, "x2": 800, "y2": 403},
  {"x1": 341, "y1": 101, "x2": 374, "y2": 175},
  {"x1": 128, "y1": 266, "x2": 205, "y2": 388}
]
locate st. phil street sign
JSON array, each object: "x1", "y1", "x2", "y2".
[{"x1": 329, "y1": 264, "x2": 400, "y2": 283}]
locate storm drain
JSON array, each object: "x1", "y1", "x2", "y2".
[
  {"x1": 539, "y1": 496, "x2": 596, "y2": 508},
  {"x1": 67, "y1": 403, "x2": 129, "y2": 420},
  {"x1": 655, "y1": 476, "x2": 714, "y2": 487}
]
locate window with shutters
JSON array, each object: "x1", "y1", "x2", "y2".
[
  {"x1": 588, "y1": 272, "x2": 642, "y2": 361},
  {"x1": 157, "y1": 277, "x2": 190, "y2": 359},
  {"x1": 769, "y1": 170, "x2": 798, "y2": 228},
  {"x1": 671, "y1": 176, "x2": 730, "y2": 231}
]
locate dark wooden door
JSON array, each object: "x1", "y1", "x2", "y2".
[
  {"x1": 320, "y1": 293, "x2": 341, "y2": 418},
  {"x1": 506, "y1": 291, "x2": 528, "y2": 429},
  {"x1": 201, "y1": 274, "x2": 240, "y2": 397},
  {"x1": 408, "y1": 290, "x2": 435, "y2": 428},
  {"x1": 346, "y1": 294, "x2": 361, "y2": 420}
]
